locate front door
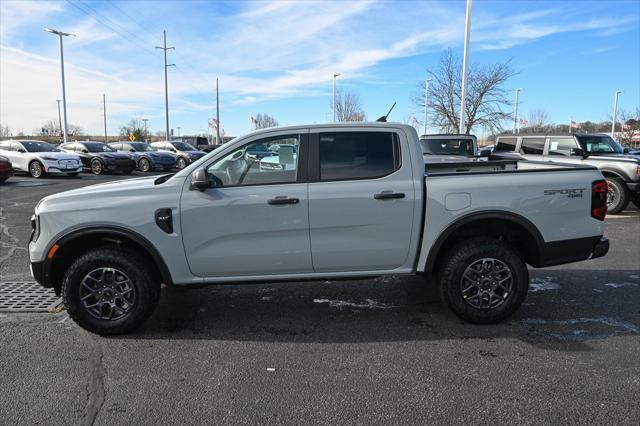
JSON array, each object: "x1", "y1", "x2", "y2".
[
  {"x1": 307, "y1": 130, "x2": 416, "y2": 272},
  {"x1": 180, "y1": 132, "x2": 313, "y2": 277}
]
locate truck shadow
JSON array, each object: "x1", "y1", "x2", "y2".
[{"x1": 118, "y1": 268, "x2": 640, "y2": 352}]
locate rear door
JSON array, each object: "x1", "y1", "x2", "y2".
[
  {"x1": 544, "y1": 136, "x2": 583, "y2": 165},
  {"x1": 519, "y1": 136, "x2": 546, "y2": 161},
  {"x1": 307, "y1": 129, "x2": 416, "y2": 272}
]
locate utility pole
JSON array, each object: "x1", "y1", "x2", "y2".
[
  {"x1": 611, "y1": 90, "x2": 622, "y2": 137},
  {"x1": 513, "y1": 88, "x2": 521, "y2": 134},
  {"x1": 102, "y1": 94, "x2": 108, "y2": 142},
  {"x1": 155, "y1": 30, "x2": 175, "y2": 141},
  {"x1": 216, "y1": 78, "x2": 220, "y2": 144},
  {"x1": 459, "y1": 0, "x2": 472, "y2": 135},
  {"x1": 56, "y1": 100, "x2": 62, "y2": 138},
  {"x1": 332, "y1": 72, "x2": 341, "y2": 122},
  {"x1": 45, "y1": 28, "x2": 75, "y2": 144},
  {"x1": 176, "y1": 126, "x2": 181, "y2": 137},
  {"x1": 142, "y1": 118, "x2": 149, "y2": 141},
  {"x1": 424, "y1": 77, "x2": 431, "y2": 136}
]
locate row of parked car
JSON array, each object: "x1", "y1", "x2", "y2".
[{"x1": 0, "y1": 139, "x2": 212, "y2": 180}]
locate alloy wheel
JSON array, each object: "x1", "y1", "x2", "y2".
[
  {"x1": 29, "y1": 161, "x2": 43, "y2": 178},
  {"x1": 177, "y1": 157, "x2": 186, "y2": 169},
  {"x1": 79, "y1": 267, "x2": 136, "y2": 321},
  {"x1": 460, "y1": 258, "x2": 513, "y2": 309}
]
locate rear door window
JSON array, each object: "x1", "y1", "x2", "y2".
[
  {"x1": 520, "y1": 137, "x2": 546, "y2": 155},
  {"x1": 318, "y1": 132, "x2": 400, "y2": 181},
  {"x1": 548, "y1": 137, "x2": 578, "y2": 156},
  {"x1": 495, "y1": 137, "x2": 517, "y2": 152}
]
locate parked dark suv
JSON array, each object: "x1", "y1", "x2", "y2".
[
  {"x1": 493, "y1": 133, "x2": 640, "y2": 213},
  {"x1": 60, "y1": 141, "x2": 137, "y2": 175},
  {"x1": 109, "y1": 142, "x2": 176, "y2": 172}
]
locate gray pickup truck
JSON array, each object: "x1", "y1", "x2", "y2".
[
  {"x1": 493, "y1": 133, "x2": 640, "y2": 213},
  {"x1": 30, "y1": 123, "x2": 609, "y2": 335}
]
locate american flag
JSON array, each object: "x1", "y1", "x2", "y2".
[
  {"x1": 410, "y1": 116, "x2": 419, "y2": 128},
  {"x1": 519, "y1": 118, "x2": 529, "y2": 127}
]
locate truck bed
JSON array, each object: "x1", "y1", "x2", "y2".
[{"x1": 425, "y1": 158, "x2": 596, "y2": 176}]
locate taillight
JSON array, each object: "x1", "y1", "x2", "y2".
[{"x1": 591, "y1": 180, "x2": 607, "y2": 221}]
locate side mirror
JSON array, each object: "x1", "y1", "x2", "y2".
[
  {"x1": 571, "y1": 148, "x2": 586, "y2": 158},
  {"x1": 479, "y1": 148, "x2": 492, "y2": 158},
  {"x1": 129, "y1": 149, "x2": 136, "y2": 153},
  {"x1": 17, "y1": 148, "x2": 26, "y2": 153},
  {"x1": 82, "y1": 149, "x2": 89, "y2": 153},
  {"x1": 190, "y1": 168, "x2": 210, "y2": 191}
]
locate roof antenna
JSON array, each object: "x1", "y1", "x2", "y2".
[{"x1": 376, "y1": 102, "x2": 396, "y2": 122}]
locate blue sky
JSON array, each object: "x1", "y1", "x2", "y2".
[{"x1": 1, "y1": 0, "x2": 638, "y2": 137}]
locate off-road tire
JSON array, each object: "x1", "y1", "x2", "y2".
[
  {"x1": 62, "y1": 246, "x2": 160, "y2": 335},
  {"x1": 605, "y1": 178, "x2": 629, "y2": 214},
  {"x1": 438, "y1": 237, "x2": 529, "y2": 324},
  {"x1": 29, "y1": 160, "x2": 45, "y2": 178}
]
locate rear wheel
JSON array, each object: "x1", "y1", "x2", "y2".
[
  {"x1": 62, "y1": 246, "x2": 160, "y2": 335},
  {"x1": 605, "y1": 178, "x2": 629, "y2": 214},
  {"x1": 438, "y1": 237, "x2": 529, "y2": 324},
  {"x1": 91, "y1": 159, "x2": 104, "y2": 175},
  {"x1": 138, "y1": 158, "x2": 151, "y2": 172},
  {"x1": 29, "y1": 160, "x2": 45, "y2": 178}
]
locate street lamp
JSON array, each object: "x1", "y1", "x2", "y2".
[
  {"x1": 459, "y1": 0, "x2": 472, "y2": 134},
  {"x1": 44, "y1": 28, "x2": 75, "y2": 144},
  {"x1": 56, "y1": 100, "x2": 62, "y2": 137},
  {"x1": 513, "y1": 88, "x2": 522, "y2": 135},
  {"x1": 424, "y1": 77, "x2": 431, "y2": 135},
  {"x1": 611, "y1": 90, "x2": 622, "y2": 137},
  {"x1": 332, "y1": 72, "x2": 341, "y2": 122}
]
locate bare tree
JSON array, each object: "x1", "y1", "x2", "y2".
[
  {"x1": 333, "y1": 89, "x2": 366, "y2": 122},
  {"x1": 254, "y1": 113, "x2": 279, "y2": 129},
  {"x1": 618, "y1": 108, "x2": 640, "y2": 145},
  {"x1": 528, "y1": 109, "x2": 549, "y2": 132},
  {"x1": 414, "y1": 50, "x2": 516, "y2": 134},
  {"x1": 0, "y1": 124, "x2": 11, "y2": 137},
  {"x1": 120, "y1": 118, "x2": 147, "y2": 141},
  {"x1": 36, "y1": 120, "x2": 83, "y2": 137}
]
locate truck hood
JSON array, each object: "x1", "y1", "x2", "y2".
[{"x1": 36, "y1": 175, "x2": 181, "y2": 214}]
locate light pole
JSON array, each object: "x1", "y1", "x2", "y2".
[
  {"x1": 142, "y1": 118, "x2": 149, "y2": 141},
  {"x1": 45, "y1": 28, "x2": 75, "y2": 144},
  {"x1": 56, "y1": 100, "x2": 62, "y2": 137},
  {"x1": 611, "y1": 90, "x2": 622, "y2": 137},
  {"x1": 102, "y1": 94, "x2": 108, "y2": 142},
  {"x1": 332, "y1": 72, "x2": 341, "y2": 122},
  {"x1": 513, "y1": 88, "x2": 522, "y2": 134},
  {"x1": 156, "y1": 30, "x2": 175, "y2": 141},
  {"x1": 424, "y1": 77, "x2": 431, "y2": 136},
  {"x1": 459, "y1": 0, "x2": 472, "y2": 134},
  {"x1": 216, "y1": 78, "x2": 221, "y2": 145}
]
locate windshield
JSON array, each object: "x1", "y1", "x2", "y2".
[
  {"x1": 171, "y1": 142, "x2": 196, "y2": 151},
  {"x1": 22, "y1": 141, "x2": 59, "y2": 153},
  {"x1": 420, "y1": 138, "x2": 474, "y2": 156},
  {"x1": 577, "y1": 135, "x2": 623, "y2": 154},
  {"x1": 130, "y1": 143, "x2": 156, "y2": 152},
  {"x1": 84, "y1": 143, "x2": 116, "y2": 153}
]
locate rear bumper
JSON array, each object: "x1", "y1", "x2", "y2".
[{"x1": 539, "y1": 236, "x2": 609, "y2": 267}]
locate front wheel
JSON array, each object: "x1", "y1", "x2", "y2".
[
  {"x1": 437, "y1": 237, "x2": 529, "y2": 324},
  {"x1": 62, "y1": 246, "x2": 160, "y2": 335},
  {"x1": 605, "y1": 178, "x2": 629, "y2": 214},
  {"x1": 29, "y1": 160, "x2": 45, "y2": 178},
  {"x1": 176, "y1": 157, "x2": 187, "y2": 169}
]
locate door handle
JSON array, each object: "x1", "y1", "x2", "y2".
[
  {"x1": 374, "y1": 192, "x2": 405, "y2": 200},
  {"x1": 267, "y1": 196, "x2": 300, "y2": 205}
]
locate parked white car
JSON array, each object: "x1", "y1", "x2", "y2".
[{"x1": 0, "y1": 140, "x2": 83, "y2": 178}]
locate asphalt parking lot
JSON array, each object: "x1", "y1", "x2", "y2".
[{"x1": 1, "y1": 172, "x2": 639, "y2": 424}]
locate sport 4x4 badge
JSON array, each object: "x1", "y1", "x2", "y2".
[{"x1": 544, "y1": 188, "x2": 586, "y2": 198}]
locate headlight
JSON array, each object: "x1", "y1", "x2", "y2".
[
  {"x1": 636, "y1": 165, "x2": 640, "y2": 177},
  {"x1": 31, "y1": 214, "x2": 40, "y2": 242}
]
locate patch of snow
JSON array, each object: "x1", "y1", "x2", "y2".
[
  {"x1": 520, "y1": 316, "x2": 640, "y2": 340},
  {"x1": 604, "y1": 282, "x2": 638, "y2": 289},
  {"x1": 529, "y1": 277, "x2": 561, "y2": 292},
  {"x1": 312, "y1": 298, "x2": 397, "y2": 310},
  {"x1": 626, "y1": 274, "x2": 639, "y2": 280},
  {"x1": 260, "y1": 296, "x2": 272, "y2": 301}
]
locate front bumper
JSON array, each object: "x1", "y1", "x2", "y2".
[{"x1": 30, "y1": 260, "x2": 51, "y2": 288}]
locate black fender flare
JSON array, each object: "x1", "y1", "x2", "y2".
[
  {"x1": 424, "y1": 210, "x2": 545, "y2": 272},
  {"x1": 45, "y1": 225, "x2": 174, "y2": 286}
]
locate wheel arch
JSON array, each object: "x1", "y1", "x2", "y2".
[
  {"x1": 425, "y1": 211, "x2": 545, "y2": 273},
  {"x1": 46, "y1": 226, "x2": 174, "y2": 294}
]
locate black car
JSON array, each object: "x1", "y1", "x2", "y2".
[
  {"x1": 60, "y1": 141, "x2": 137, "y2": 175},
  {"x1": 109, "y1": 141, "x2": 176, "y2": 172}
]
